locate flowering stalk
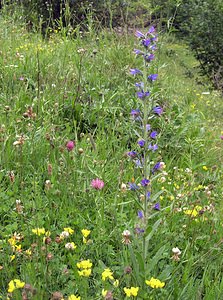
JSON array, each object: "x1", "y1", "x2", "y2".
[{"x1": 128, "y1": 26, "x2": 163, "y2": 282}]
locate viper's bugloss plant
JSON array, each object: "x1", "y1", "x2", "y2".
[{"x1": 127, "y1": 26, "x2": 166, "y2": 290}]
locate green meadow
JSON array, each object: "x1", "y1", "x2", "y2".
[{"x1": 0, "y1": 7, "x2": 223, "y2": 300}]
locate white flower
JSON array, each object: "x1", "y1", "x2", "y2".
[{"x1": 172, "y1": 247, "x2": 181, "y2": 255}]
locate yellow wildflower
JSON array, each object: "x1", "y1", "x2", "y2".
[
  {"x1": 8, "y1": 238, "x2": 16, "y2": 247},
  {"x1": 113, "y1": 279, "x2": 119, "y2": 287},
  {"x1": 81, "y1": 229, "x2": 91, "y2": 238},
  {"x1": 77, "y1": 269, "x2": 92, "y2": 277},
  {"x1": 32, "y1": 228, "x2": 45, "y2": 235},
  {"x1": 102, "y1": 268, "x2": 114, "y2": 281},
  {"x1": 10, "y1": 255, "x2": 15, "y2": 262},
  {"x1": 8, "y1": 279, "x2": 25, "y2": 293},
  {"x1": 102, "y1": 289, "x2": 108, "y2": 297},
  {"x1": 76, "y1": 259, "x2": 92, "y2": 269},
  {"x1": 64, "y1": 227, "x2": 74, "y2": 235},
  {"x1": 8, "y1": 280, "x2": 16, "y2": 293},
  {"x1": 123, "y1": 287, "x2": 139, "y2": 297},
  {"x1": 145, "y1": 277, "x2": 165, "y2": 288},
  {"x1": 68, "y1": 295, "x2": 81, "y2": 300}
]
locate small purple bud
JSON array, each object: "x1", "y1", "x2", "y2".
[
  {"x1": 135, "y1": 82, "x2": 144, "y2": 88},
  {"x1": 130, "y1": 68, "x2": 142, "y2": 75},
  {"x1": 146, "y1": 124, "x2": 151, "y2": 131},
  {"x1": 153, "y1": 106, "x2": 163, "y2": 116},
  {"x1": 135, "y1": 227, "x2": 145, "y2": 234},
  {"x1": 148, "y1": 144, "x2": 158, "y2": 151},
  {"x1": 142, "y1": 39, "x2": 151, "y2": 47},
  {"x1": 153, "y1": 203, "x2": 160, "y2": 211},
  {"x1": 134, "y1": 49, "x2": 144, "y2": 55},
  {"x1": 141, "y1": 178, "x2": 150, "y2": 187},
  {"x1": 150, "y1": 131, "x2": 158, "y2": 139},
  {"x1": 127, "y1": 151, "x2": 137, "y2": 158},
  {"x1": 144, "y1": 53, "x2": 155, "y2": 62},
  {"x1": 137, "y1": 210, "x2": 144, "y2": 219},
  {"x1": 128, "y1": 182, "x2": 139, "y2": 191},
  {"x1": 138, "y1": 140, "x2": 145, "y2": 147},
  {"x1": 148, "y1": 74, "x2": 158, "y2": 81},
  {"x1": 147, "y1": 26, "x2": 155, "y2": 34},
  {"x1": 137, "y1": 91, "x2": 150, "y2": 99},
  {"x1": 147, "y1": 191, "x2": 151, "y2": 199},
  {"x1": 130, "y1": 109, "x2": 140, "y2": 117},
  {"x1": 152, "y1": 162, "x2": 161, "y2": 174},
  {"x1": 135, "y1": 30, "x2": 145, "y2": 38}
]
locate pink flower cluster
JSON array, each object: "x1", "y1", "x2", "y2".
[{"x1": 91, "y1": 178, "x2": 104, "y2": 190}]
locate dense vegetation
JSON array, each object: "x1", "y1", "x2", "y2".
[{"x1": 0, "y1": 2, "x2": 223, "y2": 300}]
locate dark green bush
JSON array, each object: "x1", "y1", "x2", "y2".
[{"x1": 151, "y1": 0, "x2": 223, "y2": 90}]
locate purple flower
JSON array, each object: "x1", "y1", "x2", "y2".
[
  {"x1": 220, "y1": 135, "x2": 223, "y2": 140},
  {"x1": 138, "y1": 140, "x2": 145, "y2": 147},
  {"x1": 146, "y1": 124, "x2": 151, "y2": 131},
  {"x1": 137, "y1": 91, "x2": 150, "y2": 99},
  {"x1": 135, "y1": 227, "x2": 145, "y2": 234},
  {"x1": 152, "y1": 162, "x2": 161, "y2": 174},
  {"x1": 135, "y1": 30, "x2": 145, "y2": 38},
  {"x1": 153, "y1": 106, "x2": 163, "y2": 115},
  {"x1": 148, "y1": 144, "x2": 158, "y2": 151},
  {"x1": 128, "y1": 182, "x2": 139, "y2": 191},
  {"x1": 66, "y1": 140, "x2": 75, "y2": 151},
  {"x1": 150, "y1": 131, "x2": 158, "y2": 139},
  {"x1": 135, "y1": 82, "x2": 144, "y2": 88},
  {"x1": 142, "y1": 39, "x2": 151, "y2": 47},
  {"x1": 134, "y1": 49, "x2": 144, "y2": 55},
  {"x1": 127, "y1": 151, "x2": 137, "y2": 158},
  {"x1": 147, "y1": 191, "x2": 151, "y2": 199},
  {"x1": 153, "y1": 203, "x2": 160, "y2": 211},
  {"x1": 147, "y1": 26, "x2": 155, "y2": 34},
  {"x1": 150, "y1": 44, "x2": 157, "y2": 51},
  {"x1": 130, "y1": 109, "x2": 140, "y2": 117},
  {"x1": 144, "y1": 53, "x2": 155, "y2": 62},
  {"x1": 137, "y1": 210, "x2": 144, "y2": 219},
  {"x1": 148, "y1": 74, "x2": 158, "y2": 81},
  {"x1": 152, "y1": 35, "x2": 158, "y2": 42},
  {"x1": 141, "y1": 178, "x2": 150, "y2": 187},
  {"x1": 130, "y1": 68, "x2": 142, "y2": 75},
  {"x1": 135, "y1": 159, "x2": 143, "y2": 168}
]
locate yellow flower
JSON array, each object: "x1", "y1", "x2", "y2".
[
  {"x1": 202, "y1": 166, "x2": 208, "y2": 171},
  {"x1": 15, "y1": 244, "x2": 22, "y2": 252},
  {"x1": 14, "y1": 279, "x2": 25, "y2": 289},
  {"x1": 8, "y1": 280, "x2": 16, "y2": 293},
  {"x1": 68, "y1": 295, "x2": 81, "y2": 300},
  {"x1": 25, "y1": 249, "x2": 32, "y2": 256},
  {"x1": 10, "y1": 255, "x2": 15, "y2": 262},
  {"x1": 81, "y1": 229, "x2": 91, "y2": 238},
  {"x1": 77, "y1": 269, "x2": 92, "y2": 277},
  {"x1": 8, "y1": 279, "x2": 25, "y2": 293},
  {"x1": 32, "y1": 228, "x2": 45, "y2": 235},
  {"x1": 102, "y1": 268, "x2": 114, "y2": 281},
  {"x1": 145, "y1": 277, "x2": 165, "y2": 288},
  {"x1": 76, "y1": 259, "x2": 92, "y2": 269},
  {"x1": 64, "y1": 227, "x2": 74, "y2": 235},
  {"x1": 8, "y1": 238, "x2": 16, "y2": 247},
  {"x1": 102, "y1": 289, "x2": 108, "y2": 297},
  {"x1": 113, "y1": 279, "x2": 119, "y2": 287},
  {"x1": 123, "y1": 287, "x2": 139, "y2": 297},
  {"x1": 184, "y1": 205, "x2": 202, "y2": 218}
]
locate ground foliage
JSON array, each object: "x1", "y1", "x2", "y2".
[{"x1": 0, "y1": 10, "x2": 223, "y2": 300}]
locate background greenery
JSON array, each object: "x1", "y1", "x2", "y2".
[{"x1": 0, "y1": 1, "x2": 223, "y2": 299}]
